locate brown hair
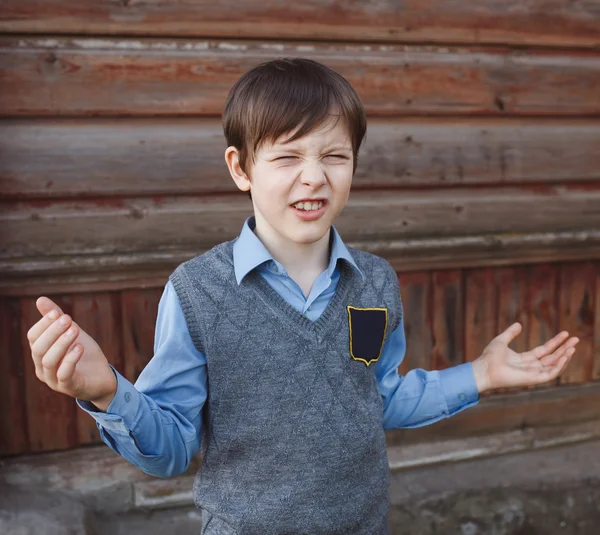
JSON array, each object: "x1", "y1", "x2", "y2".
[{"x1": 222, "y1": 57, "x2": 367, "y2": 185}]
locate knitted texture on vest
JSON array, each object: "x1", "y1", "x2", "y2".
[{"x1": 170, "y1": 239, "x2": 402, "y2": 535}]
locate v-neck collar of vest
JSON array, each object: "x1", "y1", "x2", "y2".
[{"x1": 245, "y1": 260, "x2": 354, "y2": 341}]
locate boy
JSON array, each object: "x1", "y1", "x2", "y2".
[{"x1": 27, "y1": 58, "x2": 579, "y2": 534}]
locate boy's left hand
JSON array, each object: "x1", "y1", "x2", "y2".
[{"x1": 471, "y1": 323, "x2": 579, "y2": 393}]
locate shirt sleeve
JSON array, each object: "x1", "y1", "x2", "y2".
[
  {"x1": 374, "y1": 316, "x2": 480, "y2": 430},
  {"x1": 76, "y1": 280, "x2": 207, "y2": 478}
]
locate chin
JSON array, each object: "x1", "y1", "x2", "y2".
[{"x1": 288, "y1": 226, "x2": 330, "y2": 245}]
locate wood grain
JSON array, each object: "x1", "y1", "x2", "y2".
[
  {"x1": 595, "y1": 264, "x2": 600, "y2": 381},
  {"x1": 497, "y1": 266, "x2": 530, "y2": 354},
  {"x1": 71, "y1": 293, "x2": 123, "y2": 445},
  {"x1": 387, "y1": 381, "x2": 600, "y2": 445},
  {"x1": 20, "y1": 295, "x2": 79, "y2": 452},
  {"x1": 465, "y1": 268, "x2": 498, "y2": 364},
  {"x1": 1, "y1": 1, "x2": 598, "y2": 48},
  {"x1": 0, "y1": 297, "x2": 28, "y2": 455},
  {"x1": 431, "y1": 269, "x2": 464, "y2": 371},
  {"x1": 398, "y1": 271, "x2": 433, "y2": 375},
  {"x1": 3, "y1": 186, "x2": 600, "y2": 262},
  {"x1": 3, "y1": 230, "x2": 600, "y2": 296},
  {"x1": 2, "y1": 118, "x2": 600, "y2": 199},
  {"x1": 528, "y1": 263, "x2": 559, "y2": 388},
  {"x1": 120, "y1": 289, "x2": 163, "y2": 384},
  {"x1": 1, "y1": 38, "x2": 599, "y2": 117},
  {"x1": 559, "y1": 262, "x2": 596, "y2": 384}
]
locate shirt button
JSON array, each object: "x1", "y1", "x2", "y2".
[
  {"x1": 124, "y1": 392, "x2": 132, "y2": 402},
  {"x1": 459, "y1": 393, "x2": 467, "y2": 402}
]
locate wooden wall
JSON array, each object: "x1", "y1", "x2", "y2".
[{"x1": 1, "y1": 1, "x2": 599, "y2": 457}]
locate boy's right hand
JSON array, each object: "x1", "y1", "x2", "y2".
[{"x1": 27, "y1": 296, "x2": 117, "y2": 411}]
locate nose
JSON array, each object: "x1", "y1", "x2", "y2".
[{"x1": 300, "y1": 162, "x2": 327, "y2": 189}]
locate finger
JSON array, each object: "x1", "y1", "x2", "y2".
[
  {"x1": 535, "y1": 348, "x2": 575, "y2": 383},
  {"x1": 56, "y1": 344, "x2": 83, "y2": 384},
  {"x1": 27, "y1": 308, "x2": 61, "y2": 349},
  {"x1": 41, "y1": 322, "x2": 80, "y2": 385},
  {"x1": 495, "y1": 322, "x2": 523, "y2": 345},
  {"x1": 36, "y1": 296, "x2": 64, "y2": 317},
  {"x1": 538, "y1": 337, "x2": 579, "y2": 366},
  {"x1": 528, "y1": 331, "x2": 569, "y2": 359},
  {"x1": 31, "y1": 314, "x2": 72, "y2": 372}
]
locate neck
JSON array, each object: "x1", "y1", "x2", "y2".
[{"x1": 253, "y1": 220, "x2": 331, "y2": 279}]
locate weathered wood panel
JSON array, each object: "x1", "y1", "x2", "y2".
[
  {"x1": 595, "y1": 265, "x2": 600, "y2": 381},
  {"x1": 3, "y1": 229, "x2": 600, "y2": 297},
  {"x1": 465, "y1": 268, "x2": 498, "y2": 365},
  {"x1": 2, "y1": 38, "x2": 599, "y2": 117},
  {"x1": 4, "y1": 260, "x2": 598, "y2": 455},
  {"x1": 398, "y1": 272, "x2": 433, "y2": 375},
  {"x1": 2, "y1": 118, "x2": 600, "y2": 199},
  {"x1": 528, "y1": 264, "x2": 559, "y2": 388},
  {"x1": 497, "y1": 266, "x2": 530, "y2": 354},
  {"x1": 3, "y1": 187, "x2": 598, "y2": 261},
  {"x1": 0, "y1": 298, "x2": 28, "y2": 455},
  {"x1": 431, "y1": 270, "x2": 464, "y2": 371},
  {"x1": 387, "y1": 381, "x2": 600, "y2": 445},
  {"x1": 20, "y1": 296, "x2": 78, "y2": 452},
  {"x1": 1, "y1": 1, "x2": 598, "y2": 48},
  {"x1": 71, "y1": 293, "x2": 123, "y2": 445},
  {"x1": 559, "y1": 262, "x2": 596, "y2": 384},
  {"x1": 120, "y1": 289, "x2": 162, "y2": 384}
]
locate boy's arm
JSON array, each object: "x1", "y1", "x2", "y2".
[
  {"x1": 375, "y1": 317, "x2": 480, "y2": 430},
  {"x1": 77, "y1": 281, "x2": 206, "y2": 478}
]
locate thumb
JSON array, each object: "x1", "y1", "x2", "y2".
[
  {"x1": 495, "y1": 322, "x2": 522, "y2": 345},
  {"x1": 36, "y1": 296, "x2": 64, "y2": 317}
]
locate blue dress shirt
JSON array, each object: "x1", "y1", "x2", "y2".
[{"x1": 78, "y1": 216, "x2": 480, "y2": 478}]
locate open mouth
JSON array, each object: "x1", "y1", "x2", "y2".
[
  {"x1": 290, "y1": 199, "x2": 328, "y2": 220},
  {"x1": 291, "y1": 200, "x2": 325, "y2": 212}
]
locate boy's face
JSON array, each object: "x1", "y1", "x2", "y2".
[{"x1": 226, "y1": 116, "x2": 354, "y2": 249}]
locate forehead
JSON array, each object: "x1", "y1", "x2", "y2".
[{"x1": 264, "y1": 116, "x2": 351, "y2": 150}]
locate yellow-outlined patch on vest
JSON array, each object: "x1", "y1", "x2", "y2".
[{"x1": 347, "y1": 306, "x2": 388, "y2": 366}]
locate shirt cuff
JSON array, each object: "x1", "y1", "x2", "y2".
[
  {"x1": 438, "y1": 362, "x2": 480, "y2": 414},
  {"x1": 76, "y1": 365, "x2": 142, "y2": 436}
]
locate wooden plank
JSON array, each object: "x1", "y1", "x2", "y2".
[
  {"x1": 431, "y1": 269, "x2": 464, "y2": 371},
  {"x1": 120, "y1": 289, "x2": 162, "y2": 384},
  {"x1": 0, "y1": 297, "x2": 28, "y2": 455},
  {"x1": 595, "y1": 264, "x2": 600, "y2": 380},
  {"x1": 493, "y1": 266, "x2": 530, "y2": 394},
  {"x1": 464, "y1": 268, "x2": 498, "y2": 365},
  {"x1": 387, "y1": 380, "x2": 600, "y2": 446},
  {"x1": 497, "y1": 266, "x2": 530, "y2": 354},
  {"x1": 71, "y1": 293, "x2": 123, "y2": 445},
  {"x1": 2, "y1": 233, "x2": 600, "y2": 297},
  {"x1": 3, "y1": 187, "x2": 599, "y2": 262},
  {"x1": 0, "y1": 1, "x2": 598, "y2": 48},
  {"x1": 1, "y1": 38, "x2": 599, "y2": 117},
  {"x1": 20, "y1": 295, "x2": 78, "y2": 452},
  {"x1": 2, "y1": 118, "x2": 600, "y2": 199},
  {"x1": 559, "y1": 262, "x2": 596, "y2": 384},
  {"x1": 398, "y1": 272, "x2": 432, "y2": 376},
  {"x1": 528, "y1": 263, "x2": 559, "y2": 388}
]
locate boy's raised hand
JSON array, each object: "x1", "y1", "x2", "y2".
[
  {"x1": 27, "y1": 296, "x2": 117, "y2": 410},
  {"x1": 471, "y1": 323, "x2": 580, "y2": 393}
]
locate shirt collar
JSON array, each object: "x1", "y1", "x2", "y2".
[{"x1": 232, "y1": 216, "x2": 364, "y2": 285}]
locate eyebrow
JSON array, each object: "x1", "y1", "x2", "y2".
[{"x1": 268, "y1": 144, "x2": 352, "y2": 154}]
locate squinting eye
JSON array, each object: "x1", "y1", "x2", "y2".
[
  {"x1": 327, "y1": 154, "x2": 348, "y2": 159},
  {"x1": 276, "y1": 156, "x2": 296, "y2": 160}
]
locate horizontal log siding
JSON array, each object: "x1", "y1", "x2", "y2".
[
  {"x1": 1, "y1": 1, "x2": 598, "y2": 458},
  {"x1": 1, "y1": 1, "x2": 599, "y2": 48}
]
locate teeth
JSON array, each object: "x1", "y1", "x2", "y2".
[{"x1": 294, "y1": 201, "x2": 324, "y2": 211}]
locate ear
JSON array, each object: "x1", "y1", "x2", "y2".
[{"x1": 225, "y1": 146, "x2": 251, "y2": 193}]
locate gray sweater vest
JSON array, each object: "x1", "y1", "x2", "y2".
[{"x1": 170, "y1": 238, "x2": 402, "y2": 535}]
